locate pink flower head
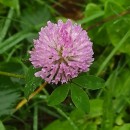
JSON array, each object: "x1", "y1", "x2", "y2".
[{"x1": 29, "y1": 19, "x2": 94, "y2": 84}]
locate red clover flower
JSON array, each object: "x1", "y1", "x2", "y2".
[{"x1": 29, "y1": 19, "x2": 94, "y2": 84}]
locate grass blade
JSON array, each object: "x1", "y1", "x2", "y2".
[{"x1": 96, "y1": 30, "x2": 130, "y2": 76}]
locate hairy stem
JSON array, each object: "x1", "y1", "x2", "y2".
[{"x1": 14, "y1": 82, "x2": 47, "y2": 112}]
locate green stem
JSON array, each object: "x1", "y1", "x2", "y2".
[
  {"x1": 0, "y1": 8, "x2": 14, "y2": 43},
  {"x1": 0, "y1": 71, "x2": 25, "y2": 79},
  {"x1": 96, "y1": 30, "x2": 130, "y2": 76}
]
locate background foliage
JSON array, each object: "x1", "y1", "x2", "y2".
[{"x1": 0, "y1": 0, "x2": 130, "y2": 130}]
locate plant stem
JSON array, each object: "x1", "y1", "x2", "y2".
[
  {"x1": 14, "y1": 82, "x2": 47, "y2": 112},
  {"x1": 0, "y1": 71, "x2": 25, "y2": 79}
]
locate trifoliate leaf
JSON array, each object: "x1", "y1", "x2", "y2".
[
  {"x1": 48, "y1": 83, "x2": 70, "y2": 106},
  {"x1": 71, "y1": 83, "x2": 90, "y2": 113}
]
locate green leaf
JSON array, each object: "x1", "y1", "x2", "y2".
[
  {"x1": 78, "y1": 3, "x2": 104, "y2": 24},
  {"x1": 24, "y1": 66, "x2": 42, "y2": 99},
  {"x1": 85, "y1": 3, "x2": 104, "y2": 18},
  {"x1": 113, "y1": 124, "x2": 130, "y2": 130},
  {"x1": 44, "y1": 120, "x2": 74, "y2": 130},
  {"x1": 70, "y1": 83, "x2": 90, "y2": 113},
  {"x1": 105, "y1": 1, "x2": 130, "y2": 55},
  {"x1": 69, "y1": 109, "x2": 85, "y2": 121},
  {"x1": 5, "y1": 126, "x2": 17, "y2": 130},
  {"x1": 72, "y1": 74, "x2": 105, "y2": 90},
  {"x1": 85, "y1": 122, "x2": 97, "y2": 130},
  {"x1": 100, "y1": 0, "x2": 130, "y2": 7},
  {"x1": 0, "y1": 88, "x2": 20, "y2": 116},
  {"x1": 48, "y1": 83, "x2": 70, "y2": 106},
  {"x1": 0, "y1": 30, "x2": 35, "y2": 54},
  {"x1": 96, "y1": 30, "x2": 130, "y2": 76},
  {"x1": 0, "y1": 60, "x2": 24, "y2": 74},
  {"x1": 82, "y1": 3, "x2": 108, "y2": 46},
  {"x1": 108, "y1": 68, "x2": 130, "y2": 113},
  {"x1": 0, "y1": 76, "x2": 20, "y2": 117},
  {"x1": 20, "y1": 6, "x2": 52, "y2": 30},
  {"x1": 80, "y1": 3, "x2": 108, "y2": 46},
  {"x1": 0, "y1": 0, "x2": 19, "y2": 8},
  {"x1": 0, "y1": 0, "x2": 20, "y2": 14},
  {"x1": 89, "y1": 99, "x2": 103, "y2": 118},
  {"x1": 0, "y1": 121, "x2": 5, "y2": 130},
  {"x1": 0, "y1": 86, "x2": 19, "y2": 116},
  {"x1": 0, "y1": 8, "x2": 14, "y2": 43}
]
